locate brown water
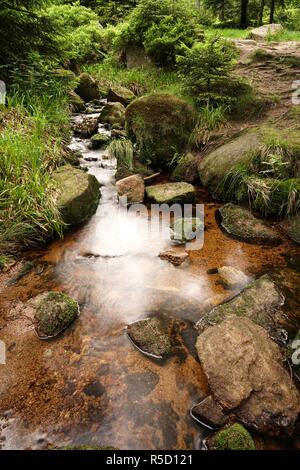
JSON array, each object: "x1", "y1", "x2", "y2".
[{"x1": 0, "y1": 116, "x2": 299, "y2": 450}]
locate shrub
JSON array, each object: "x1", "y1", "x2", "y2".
[{"x1": 116, "y1": 0, "x2": 198, "y2": 66}]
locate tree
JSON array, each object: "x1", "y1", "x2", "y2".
[
  {"x1": 269, "y1": 0, "x2": 275, "y2": 23},
  {"x1": 240, "y1": 0, "x2": 249, "y2": 28}
]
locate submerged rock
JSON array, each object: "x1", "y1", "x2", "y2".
[
  {"x1": 75, "y1": 73, "x2": 100, "y2": 102},
  {"x1": 146, "y1": 182, "x2": 195, "y2": 205},
  {"x1": 197, "y1": 274, "x2": 285, "y2": 334},
  {"x1": 249, "y1": 23, "x2": 283, "y2": 41},
  {"x1": 126, "y1": 94, "x2": 196, "y2": 168},
  {"x1": 209, "y1": 423, "x2": 255, "y2": 450},
  {"x1": 196, "y1": 316, "x2": 300, "y2": 435},
  {"x1": 218, "y1": 203, "x2": 281, "y2": 244},
  {"x1": 191, "y1": 396, "x2": 229, "y2": 429},
  {"x1": 218, "y1": 266, "x2": 251, "y2": 290},
  {"x1": 107, "y1": 86, "x2": 135, "y2": 107},
  {"x1": 288, "y1": 214, "x2": 300, "y2": 243},
  {"x1": 33, "y1": 291, "x2": 79, "y2": 339},
  {"x1": 89, "y1": 133, "x2": 110, "y2": 150},
  {"x1": 158, "y1": 249, "x2": 189, "y2": 266},
  {"x1": 170, "y1": 217, "x2": 203, "y2": 244},
  {"x1": 116, "y1": 174, "x2": 145, "y2": 204},
  {"x1": 99, "y1": 102, "x2": 126, "y2": 128},
  {"x1": 127, "y1": 316, "x2": 173, "y2": 359},
  {"x1": 53, "y1": 165, "x2": 100, "y2": 225}
]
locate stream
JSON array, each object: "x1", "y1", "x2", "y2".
[{"x1": 0, "y1": 106, "x2": 299, "y2": 450}]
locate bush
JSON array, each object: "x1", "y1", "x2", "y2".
[
  {"x1": 116, "y1": 0, "x2": 198, "y2": 66},
  {"x1": 176, "y1": 35, "x2": 239, "y2": 106}
]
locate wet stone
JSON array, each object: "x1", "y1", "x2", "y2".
[
  {"x1": 127, "y1": 316, "x2": 173, "y2": 359},
  {"x1": 191, "y1": 395, "x2": 229, "y2": 429},
  {"x1": 218, "y1": 265, "x2": 251, "y2": 290},
  {"x1": 158, "y1": 249, "x2": 189, "y2": 266}
]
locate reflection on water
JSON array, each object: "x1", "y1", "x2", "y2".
[{"x1": 0, "y1": 124, "x2": 299, "y2": 450}]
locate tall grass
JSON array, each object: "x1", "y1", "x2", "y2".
[
  {"x1": 108, "y1": 139, "x2": 134, "y2": 172},
  {"x1": 189, "y1": 104, "x2": 228, "y2": 149},
  {"x1": 0, "y1": 91, "x2": 70, "y2": 253}
]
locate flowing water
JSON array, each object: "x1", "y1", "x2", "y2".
[{"x1": 0, "y1": 110, "x2": 299, "y2": 450}]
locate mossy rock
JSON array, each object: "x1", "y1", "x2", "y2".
[
  {"x1": 69, "y1": 91, "x2": 86, "y2": 113},
  {"x1": 146, "y1": 182, "x2": 195, "y2": 205},
  {"x1": 75, "y1": 73, "x2": 100, "y2": 103},
  {"x1": 125, "y1": 94, "x2": 197, "y2": 169},
  {"x1": 34, "y1": 291, "x2": 79, "y2": 339},
  {"x1": 127, "y1": 316, "x2": 173, "y2": 359},
  {"x1": 53, "y1": 165, "x2": 100, "y2": 225},
  {"x1": 89, "y1": 133, "x2": 110, "y2": 150},
  {"x1": 107, "y1": 85, "x2": 136, "y2": 107},
  {"x1": 170, "y1": 153, "x2": 196, "y2": 182},
  {"x1": 170, "y1": 217, "x2": 203, "y2": 243},
  {"x1": 288, "y1": 214, "x2": 300, "y2": 243},
  {"x1": 210, "y1": 424, "x2": 255, "y2": 450},
  {"x1": 99, "y1": 102, "x2": 126, "y2": 128},
  {"x1": 218, "y1": 203, "x2": 281, "y2": 244}
]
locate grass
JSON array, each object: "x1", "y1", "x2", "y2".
[
  {"x1": 205, "y1": 27, "x2": 300, "y2": 42},
  {"x1": 108, "y1": 139, "x2": 134, "y2": 172},
  {"x1": 189, "y1": 103, "x2": 228, "y2": 148},
  {"x1": 0, "y1": 91, "x2": 70, "y2": 254},
  {"x1": 266, "y1": 29, "x2": 300, "y2": 42}
]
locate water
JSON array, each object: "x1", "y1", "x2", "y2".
[{"x1": 0, "y1": 112, "x2": 299, "y2": 450}]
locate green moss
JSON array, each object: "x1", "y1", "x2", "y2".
[
  {"x1": 212, "y1": 423, "x2": 255, "y2": 450},
  {"x1": 170, "y1": 153, "x2": 194, "y2": 182},
  {"x1": 125, "y1": 94, "x2": 196, "y2": 169},
  {"x1": 90, "y1": 133, "x2": 110, "y2": 149}
]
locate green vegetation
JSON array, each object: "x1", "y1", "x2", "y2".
[
  {"x1": 211, "y1": 423, "x2": 255, "y2": 450},
  {"x1": 108, "y1": 139, "x2": 134, "y2": 178}
]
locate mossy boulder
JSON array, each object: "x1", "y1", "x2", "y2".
[
  {"x1": 146, "y1": 182, "x2": 195, "y2": 205},
  {"x1": 89, "y1": 133, "x2": 110, "y2": 150},
  {"x1": 210, "y1": 424, "x2": 255, "y2": 450},
  {"x1": 170, "y1": 153, "x2": 197, "y2": 183},
  {"x1": 34, "y1": 291, "x2": 79, "y2": 339},
  {"x1": 218, "y1": 203, "x2": 281, "y2": 244},
  {"x1": 99, "y1": 102, "x2": 126, "y2": 128},
  {"x1": 53, "y1": 165, "x2": 100, "y2": 225},
  {"x1": 127, "y1": 316, "x2": 173, "y2": 359},
  {"x1": 75, "y1": 73, "x2": 100, "y2": 102},
  {"x1": 125, "y1": 94, "x2": 197, "y2": 168},
  {"x1": 287, "y1": 213, "x2": 300, "y2": 243},
  {"x1": 197, "y1": 274, "x2": 285, "y2": 334},
  {"x1": 170, "y1": 217, "x2": 203, "y2": 244},
  {"x1": 107, "y1": 86, "x2": 136, "y2": 107},
  {"x1": 69, "y1": 91, "x2": 86, "y2": 113}
]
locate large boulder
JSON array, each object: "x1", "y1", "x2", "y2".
[
  {"x1": 288, "y1": 214, "x2": 300, "y2": 243},
  {"x1": 89, "y1": 133, "x2": 110, "y2": 149},
  {"x1": 53, "y1": 165, "x2": 100, "y2": 225},
  {"x1": 125, "y1": 45, "x2": 153, "y2": 69},
  {"x1": 197, "y1": 274, "x2": 285, "y2": 335},
  {"x1": 107, "y1": 86, "x2": 135, "y2": 107},
  {"x1": 126, "y1": 94, "x2": 196, "y2": 168},
  {"x1": 75, "y1": 73, "x2": 100, "y2": 102},
  {"x1": 32, "y1": 291, "x2": 79, "y2": 339},
  {"x1": 196, "y1": 316, "x2": 300, "y2": 435},
  {"x1": 146, "y1": 182, "x2": 195, "y2": 205},
  {"x1": 249, "y1": 24, "x2": 283, "y2": 41},
  {"x1": 218, "y1": 203, "x2": 281, "y2": 244},
  {"x1": 116, "y1": 174, "x2": 145, "y2": 204},
  {"x1": 99, "y1": 102, "x2": 126, "y2": 128}
]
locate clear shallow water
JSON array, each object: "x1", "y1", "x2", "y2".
[{"x1": 0, "y1": 118, "x2": 299, "y2": 450}]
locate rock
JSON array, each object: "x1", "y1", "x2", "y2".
[
  {"x1": 249, "y1": 24, "x2": 283, "y2": 41},
  {"x1": 288, "y1": 214, "x2": 300, "y2": 243},
  {"x1": 126, "y1": 94, "x2": 196, "y2": 168},
  {"x1": 53, "y1": 165, "x2": 100, "y2": 225},
  {"x1": 196, "y1": 316, "x2": 300, "y2": 434},
  {"x1": 99, "y1": 102, "x2": 126, "y2": 128},
  {"x1": 218, "y1": 203, "x2": 281, "y2": 244},
  {"x1": 69, "y1": 91, "x2": 86, "y2": 113},
  {"x1": 197, "y1": 274, "x2": 285, "y2": 334},
  {"x1": 289, "y1": 329, "x2": 300, "y2": 379},
  {"x1": 72, "y1": 115, "x2": 98, "y2": 137},
  {"x1": 125, "y1": 44, "x2": 153, "y2": 69},
  {"x1": 170, "y1": 217, "x2": 203, "y2": 244},
  {"x1": 116, "y1": 174, "x2": 145, "y2": 204},
  {"x1": 64, "y1": 150, "x2": 81, "y2": 167},
  {"x1": 146, "y1": 182, "x2": 195, "y2": 205},
  {"x1": 171, "y1": 153, "x2": 197, "y2": 183},
  {"x1": 127, "y1": 316, "x2": 172, "y2": 359},
  {"x1": 158, "y1": 249, "x2": 189, "y2": 266},
  {"x1": 209, "y1": 423, "x2": 255, "y2": 450},
  {"x1": 33, "y1": 291, "x2": 79, "y2": 339},
  {"x1": 218, "y1": 266, "x2": 251, "y2": 290},
  {"x1": 75, "y1": 73, "x2": 100, "y2": 102},
  {"x1": 107, "y1": 86, "x2": 135, "y2": 107},
  {"x1": 111, "y1": 129, "x2": 127, "y2": 139},
  {"x1": 191, "y1": 396, "x2": 229, "y2": 429},
  {"x1": 89, "y1": 133, "x2": 110, "y2": 149}
]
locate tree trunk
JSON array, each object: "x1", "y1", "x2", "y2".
[
  {"x1": 259, "y1": 0, "x2": 265, "y2": 25},
  {"x1": 240, "y1": 0, "x2": 249, "y2": 29},
  {"x1": 269, "y1": 0, "x2": 275, "y2": 23}
]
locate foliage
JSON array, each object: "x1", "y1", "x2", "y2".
[
  {"x1": 116, "y1": 0, "x2": 198, "y2": 66},
  {"x1": 176, "y1": 35, "x2": 239, "y2": 106},
  {"x1": 108, "y1": 139, "x2": 134, "y2": 172},
  {"x1": 80, "y1": 0, "x2": 138, "y2": 25}
]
